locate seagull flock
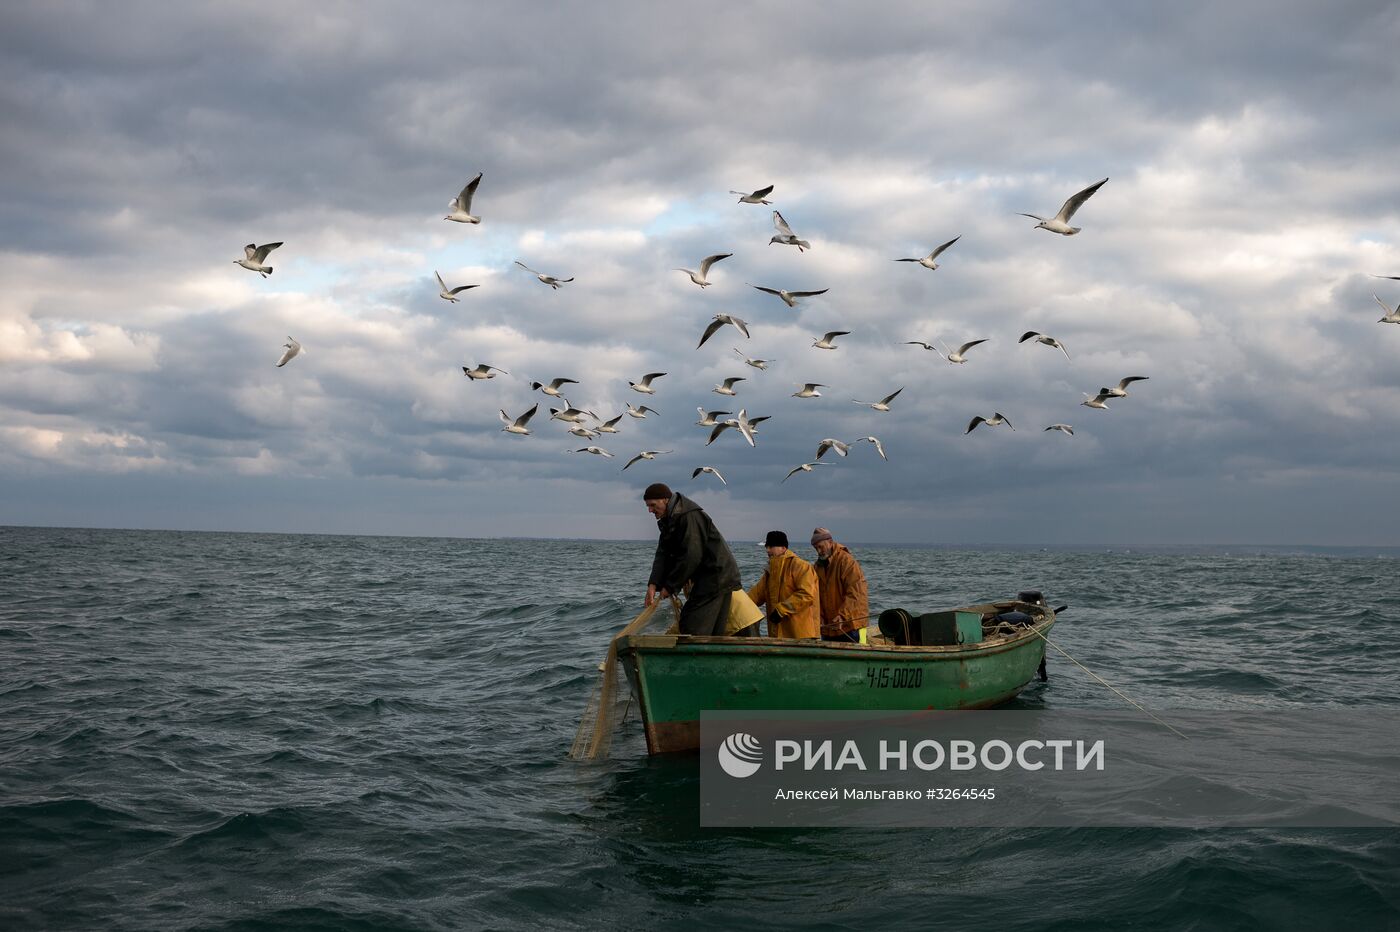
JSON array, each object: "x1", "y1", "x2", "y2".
[{"x1": 236, "y1": 171, "x2": 1397, "y2": 489}]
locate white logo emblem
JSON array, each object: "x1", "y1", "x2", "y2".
[{"x1": 717, "y1": 732, "x2": 763, "y2": 778}]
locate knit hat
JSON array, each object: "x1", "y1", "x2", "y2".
[
  {"x1": 764, "y1": 530, "x2": 789, "y2": 548},
  {"x1": 810, "y1": 527, "x2": 833, "y2": 545},
  {"x1": 642, "y1": 483, "x2": 672, "y2": 501}
]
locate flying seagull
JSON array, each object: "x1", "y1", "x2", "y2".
[
  {"x1": 942, "y1": 339, "x2": 989, "y2": 364},
  {"x1": 1082, "y1": 391, "x2": 1113, "y2": 410},
  {"x1": 629, "y1": 372, "x2": 667, "y2": 394},
  {"x1": 894, "y1": 235, "x2": 961, "y2": 270},
  {"x1": 782, "y1": 462, "x2": 829, "y2": 483},
  {"x1": 750, "y1": 284, "x2": 828, "y2": 308},
  {"x1": 698, "y1": 314, "x2": 750, "y2": 349},
  {"x1": 462, "y1": 364, "x2": 508, "y2": 380},
  {"x1": 706, "y1": 410, "x2": 769, "y2": 447},
  {"x1": 1104, "y1": 376, "x2": 1150, "y2": 398},
  {"x1": 623, "y1": 450, "x2": 673, "y2": 470},
  {"x1": 445, "y1": 172, "x2": 483, "y2": 224},
  {"x1": 734, "y1": 348, "x2": 773, "y2": 370},
  {"x1": 571, "y1": 446, "x2": 614, "y2": 457},
  {"x1": 816, "y1": 438, "x2": 851, "y2": 459},
  {"x1": 966, "y1": 413, "x2": 1015, "y2": 434},
  {"x1": 812, "y1": 331, "x2": 850, "y2": 350},
  {"x1": 792, "y1": 383, "x2": 826, "y2": 399},
  {"x1": 852, "y1": 388, "x2": 903, "y2": 412},
  {"x1": 499, "y1": 403, "x2": 538, "y2": 435},
  {"x1": 236, "y1": 242, "x2": 282, "y2": 277},
  {"x1": 1019, "y1": 177, "x2": 1108, "y2": 235},
  {"x1": 1045, "y1": 424, "x2": 1075, "y2": 435},
  {"x1": 1373, "y1": 294, "x2": 1400, "y2": 324},
  {"x1": 856, "y1": 436, "x2": 887, "y2": 460},
  {"x1": 695, "y1": 408, "x2": 732, "y2": 427},
  {"x1": 436, "y1": 271, "x2": 479, "y2": 302},
  {"x1": 549, "y1": 404, "x2": 595, "y2": 424},
  {"x1": 730, "y1": 184, "x2": 774, "y2": 205},
  {"x1": 595, "y1": 414, "x2": 624, "y2": 433},
  {"x1": 769, "y1": 210, "x2": 810, "y2": 251},
  {"x1": 514, "y1": 260, "x2": 573, "y2": 289},
  {"x1": 677, "y1": 253, "x2": 732, "y2": 288},
  {"x1": 275, "y1": 336, "x2": 302, "y2": 367},
  {"x1": 692, "y1": 465, "x2": 727, "y2": 485},
  {"x1": 1019, "y1": 331, "x2": 1071, "y2": 360},
  {"x1": 567, "y1": 425, "x2": 600, "y2": 439},
  {"x1": 530, "y1": 377, "x2": 578, "y2": 397},
  {"x1": 713, "y1": 376, "x2": 747, "y2": 396},
  {"x1": 730, "y1": 409, "x2": 763, "y2": 447},
  {"x1": 625, "y1": 403, "x2": 659, "y2": 418},
  {"x1": 904, "y1": 340, "x2": 939, "y2": 351}
]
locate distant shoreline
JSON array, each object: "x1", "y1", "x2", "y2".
[{"x1": 2, "y1": 524, "x2": 1397, "y2": 556}]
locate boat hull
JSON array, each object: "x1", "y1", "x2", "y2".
[{"x1": 618, "y1": 611, "x2": 1053, "y2": 754}]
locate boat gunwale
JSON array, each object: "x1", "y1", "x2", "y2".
[{"x1": 620, "y1": 609, "x2": 1055, "y2": 660}]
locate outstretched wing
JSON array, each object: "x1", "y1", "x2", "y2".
[
  {"x1": 928, "y1": 235, "x2": 961, "y2": 261},
  {"x1": 772, "y1": 211, "x2": 795, "y2": 236},
  {"x1": 1019, "y1": 331, "x2": 1042, "y2": 343},
  {"x1": 822, "y1": 331, "x2": 850, "y2": 342},
  {"x1": 514, "y1": 260, "x2": 540, "y2": 275},
  {"x1": 791, "y1": 289, "x2": 829, "y2": 299},
  {"x1": 253, "y1": 242, "x2": 282, "y2": 262},
  {"x1": 966, "y1": 416, "x2": 986, "y2": 434},
  {"x1": 751, "y1": 184, "x2": 774, "y2": 199},
  {"x1": 449, "y1": 285, "x2": 478, "y2": 296},
  {"x1": 957, "y1": 339, "x2": 989, "y2": 355},
  {"x1": 457, "y1": 172, "x2": 482, "y2": 212},
  {"x1": 750, "y1": 284, "x2": 781, "y2": 297},
  {"x1": 880, "y1": 387, "x2": 904, "y2": 405},
  {"x1": 1116, "y1": 376, "x2": 1149, "y2": 390},
  {"x1": 517, "y1": 403, "x2": 538, "y2": 426},
  {"x1": 698, "y1": 253, "x2": 732, "y2": 276},
  {"x1": 697, "y1": 319, "x2": 725, "y2": 349},
  {"x1": 1056, "y1": 177, "x2": 1108, "y2": 223}
]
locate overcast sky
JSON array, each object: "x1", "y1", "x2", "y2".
[{"x1": 3, "y1": 1, "x2": 1400, "y2": 545}]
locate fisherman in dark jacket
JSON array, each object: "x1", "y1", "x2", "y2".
[{"x1": 642, "y1": 482, "x2": 748, "y2": 636}]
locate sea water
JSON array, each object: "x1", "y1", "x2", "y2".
[{"x1": 2, "y1": 526, "x2": 1398, "y2": 929}]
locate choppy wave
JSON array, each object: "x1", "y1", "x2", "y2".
[{"x1": 0, "y1": 526, "x2": 1396, "y2": 929}]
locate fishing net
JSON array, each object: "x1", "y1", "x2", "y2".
[{"x1": 570, "y1": 597, "x2": 680, "y2": 761}]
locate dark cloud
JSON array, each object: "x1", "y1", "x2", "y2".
[{"x1": 2, "y1": 1, "x2": 1400, "y2": 541}]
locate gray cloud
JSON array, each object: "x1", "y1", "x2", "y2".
[{"x1": 2, "y1": 1, "x2": 1400, "y2": 543}]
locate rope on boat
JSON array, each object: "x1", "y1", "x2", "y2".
[
  {"x1": 1027, "y1": 622, "x2": 1190, "y2": 740},
  {"x1": 570, "y1": 597, "x2": 680, "y2": 761}
]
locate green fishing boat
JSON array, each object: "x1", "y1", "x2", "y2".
[{"x1": 617, "y1": 598, "x2": 1057, "y2": 755}]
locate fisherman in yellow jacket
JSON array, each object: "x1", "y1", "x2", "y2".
[
  {"x1": 811, "y1": 527, "x2": 869, "y2": 643},
  {"x1": 747, "y1": 531, "x2": 820, "y2": 639}
]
